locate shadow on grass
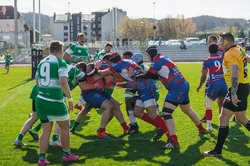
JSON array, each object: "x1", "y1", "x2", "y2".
[
  {"x1": 8, "y1": 78, "x2": 33, "y2": 90},
  {"x1": 70, "y1": 115, "x2": 91, "y2": 133}
]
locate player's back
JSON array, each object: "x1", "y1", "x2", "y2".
[
  {"x1": 36, "y1": 54, "x2": 67, "y2": 100},
  {"x1": 203, "y1": 53, "x2": 224, "y2": 82}
]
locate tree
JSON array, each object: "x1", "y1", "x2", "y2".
[{"x1": 118, "y1": 18, "x2": 153, "y2": 42}]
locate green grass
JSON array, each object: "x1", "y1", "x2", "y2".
[{"x1": 0, "y1": 64, "x2": 249, "y2": 166}]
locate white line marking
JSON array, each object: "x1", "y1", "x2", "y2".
[{"x1": 0, "y1": 82, "x2": 33, "y2": 110}]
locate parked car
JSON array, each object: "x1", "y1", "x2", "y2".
[
  {"x1": 185, "y1": 37, "x2": 200, "y2": 45},
  {"x1": 166, "y1": 39, "x2": 181, "y2": 46},
  {"x1": 199, "y1": 39, "x2": 207, "y2": 45}
]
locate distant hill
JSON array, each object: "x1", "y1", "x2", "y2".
[
  {"x1": 21, "y1": 12, "x2": 51, "y2": 34},
  {"x1": 192, "y1": 15, "x2": 249, "y2": 32}
]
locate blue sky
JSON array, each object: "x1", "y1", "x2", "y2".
[{"x1": 1, "y1": 0, "x2": 250, "y2": 19}]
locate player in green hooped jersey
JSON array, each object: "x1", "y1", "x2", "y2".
[
  {"x1": 26, "y1": 62, "x2": 87, "y2": 147},
  {"x1": 63, "y1": 32, "x2": 90, "y2": 110},
  {"x1": 35, "y1": 41, "x2": 79, "y2": 165},
  {"x1": 94, "y1": 42, "x2": 112, "y2": 62},
  {"x1": 4, "y1": 50, "x2": 12, "y2": 74},
  {"x1": 64, "y1": 33, "x2": 90, "y2": 64}
]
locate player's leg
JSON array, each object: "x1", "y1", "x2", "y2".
[
  {"x1": 14, "y1": 112, "x2": 38, "y2": 146},
  {"x1": 202, "y1": 107, "x2": 233, "y2": 157},
  {"x1": 97, "y1": 99, "x2": 113, "y2": 139},
  {"x1": 70, "y1": 103, "x2": 93, "y2": 134},
  {"x1": 14, "y1": 100, "x2": 39, "y2": 146},
  {"x1": 110, "y1": 97, "x2": 129, "y2": 134},
  {"x1": 235, "y1": 111, "x2": 250, "y2": 131},
  {"x1": 50, "y1": 123, "x2": 62, "y2": 147},
  {"x1": 204, "y1": 96, "x2": 215, "y2": 131},
  {"x1": 57, "y1": 120, "x2": 79, "y2": 162},
  {"x1": 38, "y1": 121, "x2": 53, "y2": 165}
]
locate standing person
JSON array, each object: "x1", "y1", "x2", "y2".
[
  {"x1": 36, "y1": 41, "x2": 79, "y2": 165},
  {"x1": 134, "y1": 46, "x2": 207, "y2": 149},
  {"x1": 63, "y1": 32, "x2": 90, "y2": 110},
  {"x1": 4, "y1": 50, "x2": 12, "y2": 74},
  {"x1": 201, "y1": 35, "x2": 225, "y2": 122},
  {"x1": 202, "y1": 32, "x2": 250, "y2": 157},
  {"x1": 94, "y1": 42, "x2": 112, "y2": 61},
  {"x1": 197, "y1": 44, "x2": 228, "y2": 131}
]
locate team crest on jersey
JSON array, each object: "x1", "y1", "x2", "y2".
[{"x1": 78, "y1": 50, "x2": 81, "y2": 53}]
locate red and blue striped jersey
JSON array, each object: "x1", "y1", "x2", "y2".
[
  {"x1": 203, "y1": 53, "x2": 224, "y2": 82},
  {"x1": 148, "y1": 54, "x2": 185, "y2": 90}
]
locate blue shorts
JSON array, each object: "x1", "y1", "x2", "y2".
[
  {"x1": 136, "y1": 80, "x2": 157, "y2": 108},
  {"x1": 165, "y1": 81, "x2": 190, "y2": 105},
  {"x1": 81, "y1": 89, "x2": 111, "y2": 108},
  {"x1": 206, "y1": 80, "x2": 228, "y2": 100}
]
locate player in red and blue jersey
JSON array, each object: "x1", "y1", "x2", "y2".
[
  {"x1": 98, "y1": 52, "x2": 171, "y2": 147},
  {"x1": 135, "y1": 46, "x2": 207, "y2": 149},
  {"x1": 197, "y1": 44, "x2": 227, "y2": 131},
  {"x1": 200, "y1": 35, "x2": 226, "y2": 123}
]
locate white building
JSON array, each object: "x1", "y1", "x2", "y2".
[
  {"x1": 0, "y1": 6, "x2": 27, "y2": 47},
  {"x1": 101, "y1": 8, "x2": 127, "y2": 41},
  {"x1": 52, "y1": 13, "x2": 93, "y2": 44}
]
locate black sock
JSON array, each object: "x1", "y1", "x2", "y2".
[
  {"x1": 214, "y1": 126, "x2": 229, "y2": 154},
  {"x1": 245, "y1": 120, "x2": 250, "y2": 131}
]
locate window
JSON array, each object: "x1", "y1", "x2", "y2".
[
  {"x1": 64, "y1": 26, "x2": 68, "y2": 30},
  {"x1": 64, "y1": 32, "x2": 68, "y2": 36},
  {"x1": 83, "y1": 26, "x2": 88, "y2": 31},
  {"x1": 84, "y1": 32, "x2": 87, "y2": 36},
  {"x1": 64, "y1": 38, "x2": 68, "y2": 42}
]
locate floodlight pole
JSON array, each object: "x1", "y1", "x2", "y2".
[
  {"x1": 38, "y1": 0, "x2": 41, "y2": 42},
  {"x1": 153, "y1": 2, "x2": 156, "y2": 41},
  {"x1": 33, "y1": 0, "x2": 36, "y2": 44},
  {"x1": 14, "y1": 0, "x2": 18, "y2": 62}
]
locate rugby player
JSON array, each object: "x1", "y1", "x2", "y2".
[
  {"x1": 36, "y1": 41, "x2": 79, "y2": 165},
  {"x1": 197, "y1": 44, "x2": 228, "y2": 131},
  {"x1": 134, "y1": 46, "x2": 207, "y2": 149},
  {"x1": 4, "y1": 50, "x2": 12, "y2": 74},
  {"x1": 202, "y1": 32, "x2": 250, "y2": 157}
]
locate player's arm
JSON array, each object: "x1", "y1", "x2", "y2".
[
  {"x1": 135, "y1": 68, "x2": 159, "y2": 79},
  {"x1": 196, "y1": 69, "x2": 208, "y2": 92},
  {"x1": 98, "y1": 68, "x2": 113, "y2": 77},
  {"x1": 63, "y1": 52, "x2": 74, "y2": 63},
  {"x1": 230, "y1": 64, "x2": 240, "y2": 106},
  {"x1": 59, "y1": 76, "x2": 73, "y2": 111},
  {"x1": 247, "y1": 55, "x2": 250, "y2": 63},
  {"x1": 78, "y1": 80, "x2": 102, "y2": 90}
]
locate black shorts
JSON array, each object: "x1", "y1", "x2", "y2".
[
  {"x1": 223, "y1": 83, "x2": 249, "y2": 112},
  {"x1": 32, "y1": 99, "x2": 36, "y2": 112}
]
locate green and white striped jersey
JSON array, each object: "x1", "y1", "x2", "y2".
[
  {"x1": 65, "y1": 42, "x2": 89, "y2": 63},
  {"x1": 67, "y1": 64, "x2": 85, "y2": 90},
  {"x1": 36, "y1": 54, "x2": 68, "y2": 101}
]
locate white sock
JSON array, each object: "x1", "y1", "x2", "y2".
[{"x1": 128, "y1": 111, "x2": 136, "y2": 124}]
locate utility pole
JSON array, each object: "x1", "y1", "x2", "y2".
[
  {"x1": 38, "y1": 0, "x2": 41, "y2": 42},
  {"x1": 153, "y1": 2, "x2": 156, "y2": 41},
  {"x1": 33, "y1": 0, "x2": 36, "y2": 45},
  {"x1": 14, "y1": 0, "x2": 18, "y2": 62}
]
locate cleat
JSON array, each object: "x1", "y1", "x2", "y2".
[
  {"x1": 96, "y1": 131, "x2": 110, "y2": 139},
  {"x1": 38, "y1": 159, "x2": 50, "y2": 166},
  {"x1": 63, "y1": 153, "x2": 79, "y2": 162},
  {"x1": 199, "y1": 129, "x2": 208, "y2": 136},
  {"x1": 206, "y1": 127, "x2": 214, "y2": 132},
  {"x1": 69, "y1": 128, "x2": 75, "y2": 135},
  {"x1": 200, "y1": 117, "x2": 206, "y2": 123},
  {"x1": 14, "y1": 140, "x2": 26, "y2": 147},
  {"x1": 74, "y1": 104, "x2": 83, "y2": 111},
  {"x1": 50, "y1": 140, "x2": 62, "y2": 148},
  {"x1": 161, "y1": 140, "x2": 180, "y2": 150},
  {"x1": 29, "y1": 129, "x2": 39, "y2": 141},
  {"x1": 202, "y1": 150, "x2": 222, "y2": 157},
  {"x1": 153, "y1": 128, "x2": 164, "y2": 141},
  {"x1": 128, "y1": 124, "x2": 139, "y2": 134}
]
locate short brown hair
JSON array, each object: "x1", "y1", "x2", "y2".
[
  {"x1": 77, "y1": 32, "x2": 85, "y2": 38},
  {"x1": 75, "y1": 62, "x2": 87, "y2": 73},
  {"x1": 105, "y1": 42, "x2": 112, "y2": 48},
  {"x1": 50, "y1": 41, "x2": 63, "y2": 53}
]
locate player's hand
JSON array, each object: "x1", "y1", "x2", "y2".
[
  {"x1": 68, "y1": 101, "x2": 73, "y2": 112},
  {"x1": 231, "y1": 94, "x2": 241, "y2": 107},
  {"x1": 128, "y1": 67, "x2": 134, "y2": 77}
]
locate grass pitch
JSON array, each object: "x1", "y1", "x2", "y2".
[{"x1": 0, "y1": 64, "x2": 249, "y2": 166}]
